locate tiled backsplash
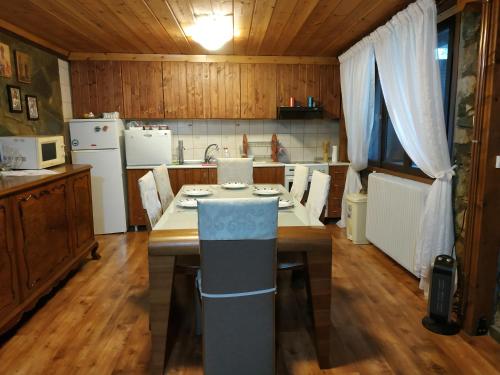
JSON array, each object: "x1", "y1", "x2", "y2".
[{"x1": 125, "y1": 119, "x2": 339, "y2": 162}]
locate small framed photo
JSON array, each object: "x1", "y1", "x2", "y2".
[
  {"x1": 15, "y1": 51, "x2": 31, "y2": 83},
  {"x1": 26, "y1": 95, "x2": 39, "y2": 120},
  {"x1": 7, "y1": 85, "x2": 22, "y2": 113},
  {"x1": 0, "y1": 42, "x2": 12, "y2": 78}
]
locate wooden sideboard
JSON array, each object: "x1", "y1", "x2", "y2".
[
  {"x1": 0, "y1": 165, "x2": 98, "y2": 335},
  {"x1": 327, "y1": 164, "x2": 348, "y2": 219},
  {"x1": 127, "y1": 166, "x2": 286, "y2": 227}
]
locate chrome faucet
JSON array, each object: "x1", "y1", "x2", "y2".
[{"x1": 204, "y1": 144, "x2": 219, "y2": 163}]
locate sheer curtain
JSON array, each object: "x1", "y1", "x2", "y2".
[
  {"x1": 337, "y1": 39, "x2": 375, "y2": 228},
  {"x1": 370, "y1": 0, "x2": 455, "y2": 289}
]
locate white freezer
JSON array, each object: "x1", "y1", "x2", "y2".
[
  {"x1": 125, "y1": 129, "x2": 172, "y2": 166},
  {"x1": 70, "y1": 119, "x2": 124, "y2": 150},
  {"x1": 71, "y1": 149, "x2": 127, "y2": 234}
]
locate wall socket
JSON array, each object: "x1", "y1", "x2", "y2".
[{"x1": 496, "y1": 155, "x2": 500, "y2": 168}]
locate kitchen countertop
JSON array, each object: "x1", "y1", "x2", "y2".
[{"x1": 126, "y1": 161, "x2": 285, "y2": 169}]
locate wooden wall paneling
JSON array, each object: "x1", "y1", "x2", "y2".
[
  {"x1": 306, "y1": 64, "x2": 321, "y2": 105},
  {"x1": 245, "y1": 0, "x2": 276, "y2": 54},
  {"x1": 277, "y1": 64, "x2": 322, "y2": 107},
  {"x1": 233, "y1": 0, "x2": 256, "y2": 55},
  {"x1": 319, "y1": 64, "x2": 341, "y2": 118},
  {"x1": 70, "y1": 61, "x2": 89, "y2": 118},
  {"x1": 0, "y1": 197, "x2": 19, "y2": 319},
  {"x1": 163, "y1": 62, "x2": 188, "y2": 118},
  {"x1": 122, "y1": 61, "x2": 164, "y2": 118}
]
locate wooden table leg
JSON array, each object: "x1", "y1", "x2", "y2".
[
  {"x1": 149, "y1": 254, "x2": 175, "y2": 375},
  {"x1": 306, "y1": 248, "x2": 332, "y2": 369}
]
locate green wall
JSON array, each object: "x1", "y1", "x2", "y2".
[{"x1": 0, "y1": 31, "x2": 64, "y2": 136}]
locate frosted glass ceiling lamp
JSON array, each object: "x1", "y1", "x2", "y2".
[{"x1": 190, "y1": 15, "x2": 233, "y2": 51}]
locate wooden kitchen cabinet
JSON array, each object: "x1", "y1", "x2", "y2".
[
  {"x1": 240, "y1": 64, "x2": 277, "y2": 119},
  {"x1": 208, "y1": 62, "x2": 241, "y2": 118},
  {"x1": 70, "y1": 60, "x2": 124, "y2": 118},
  {"x1": 0, "y1": 165, "x2": 98, "y2": 335},
  {"x1": 253, "y1": 167, "x2": 285, "y2": 184},
  {"x1": 0, "y1": 198, "x2": 20, "y2": 320},
  {"x1": 68, "y1": 172, "x2": 95, "y2": 256},
  {"x1": 277, "y1": 64, "x2": 320, "y2": 107},
  {"x1": 13, "y1": 180, "x2": 73, "y2": 297},
  {"x1": 122, "y1": 61, "x2": 164, "y2": 118},
  {"x1": 327, "y1": 165, "x2": 348, "y2": 218}
]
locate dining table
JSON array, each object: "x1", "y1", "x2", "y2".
[{"x1": 148, "y1": 183, "x2": 333, "y2": 374}]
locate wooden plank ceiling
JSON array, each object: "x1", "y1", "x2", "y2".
[{"x1": 0, "y1": 0, "x2": 414, "y2": 56}]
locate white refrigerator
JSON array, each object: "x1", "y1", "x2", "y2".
[{"x1": 70, "y1": 119, "x2": 127, "y2": 234}]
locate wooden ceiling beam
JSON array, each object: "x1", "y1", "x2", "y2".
[
  {"x1": 67, "y1": 52, "x2": 339, "y2": 65},
  {"x1": 0, "y1": 18, "x2": 69, "y2": 57}
]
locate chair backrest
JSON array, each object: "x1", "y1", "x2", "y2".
[
  {"x1": 152, "y1": 164, "x2": 174, "y2": 212},
  {"x1": 217, "y1": 158, "x2": 254, "y2": 184},
  {"x1": 306, "y1": 170, "x2": 331, "y2": 220},
  {"x1": 197, "y1": 197, "x2": 278, "y2": 375},
  {"x1": 289, "y1": 164, "x2": 309, "y2": 202},
  {"x1": 138, "y1": 171, "x2": 162, "y2": 230}
]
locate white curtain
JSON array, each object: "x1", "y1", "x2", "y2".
[
  {"x1": 337, "y1": 39, "x2": 375, "y2": 228},
  {"x1": 370, "y1": 0, "x2": 455, "y2": 289}
]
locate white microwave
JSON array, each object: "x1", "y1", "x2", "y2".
[{"x1": 0, "y1": 135, "x2": 66, "y2": 169}]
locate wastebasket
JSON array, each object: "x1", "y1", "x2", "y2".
[{"x1": 346, "y1": 193, "x2": 369, "y2": 244}]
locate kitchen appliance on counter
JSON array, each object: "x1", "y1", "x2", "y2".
[
  {"x1": 69, "y1": 119, "x2": 127, "y2": 234},
  {"x1": 125, "y1": 128, "x2": 172, "y2": 166},
  {"x1": 0, "y1": 135, "x2": 65, "y2": 169}
]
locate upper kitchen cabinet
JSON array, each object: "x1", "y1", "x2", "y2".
[
  {"x1": 208, "y1": 63, "x2": 241, "y2": 119},
  {"x1": 277, "y1": 64, "x2": 340, "y2": 119},
  {"x1": 122, "y1": 61, "x2": 164, "y2": 119},
  {"x1": 319, "y1": 64, "x2": 341, "y2": 119},
  {"x1": 163, "y1": 62, "x2": 239, "y2": 119},
  {"x1": 70, "y1": 61, "x2": 123, "y2": 118},
  {"x1": 277, "y1": 64, "x2": 320, "y2": 107},
  {"x1": 240, "y1": 64, "x2": 277, "y2": 119}
]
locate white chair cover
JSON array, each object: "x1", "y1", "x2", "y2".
[
  {"x1": 138, "y1": 171, "x2": 162, "y2": 228},
  {"x1": 305, "y1": 170, "x2": 331, "y2": 221},
  {"x1": 289, "y1": 164, "x2": 309, "y2": 202},
  {"x1": 217, "y1": 158, "x2": 254, "y2": 185},
  {"x1": 153, "y1": 164, "x2": 175, "y2": 212}
]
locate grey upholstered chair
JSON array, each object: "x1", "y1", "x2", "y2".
[
  {"x1": 152, "y1": 164, "x2": 175, "y2": 212},
  {"x1": 217, "y1": 157, "x2": 254, "y2": 184},
  {"x1": 197, "y1": 197, "x2": 279, "y2": 375}
]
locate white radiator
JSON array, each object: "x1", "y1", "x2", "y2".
[{"x1": 366, "y1": 173, "x2": 431, "y2": 276}]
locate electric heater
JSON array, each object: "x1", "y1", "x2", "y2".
[{"x1": 422, "y1": 255, "x2": 460, "y2": 335}]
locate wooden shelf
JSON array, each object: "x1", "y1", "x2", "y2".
[{"x1": 277, "y1": 106, "x2": 323, "y2": 120}]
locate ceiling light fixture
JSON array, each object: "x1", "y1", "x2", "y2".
[{"x1": 190, "y1": 14, "x2": 233, "y2": 51}]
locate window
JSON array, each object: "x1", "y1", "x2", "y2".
[{"x1": 368, "y1": 19, "x2": 456, "y2": 176}]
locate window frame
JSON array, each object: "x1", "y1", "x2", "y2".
[{"x1": 368, "y1": 17, "x2": 458, "y2": 178}]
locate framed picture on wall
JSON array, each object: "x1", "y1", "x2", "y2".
[
  {"x1": 15, "y1": 51, "x2": 31, "y2": 83},
  {"x1": 25, "y1": 95, "x2": 39, "y2": 120},
  {"x1": 7, "y1": 85, "x2": 22, "y2": 113},
  {"x1": 0, "y1": 42, "x2": 12, "y2": 78}
]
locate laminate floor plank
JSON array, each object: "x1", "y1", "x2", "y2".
[{"x1": 0, "y1": 226, "x2": 498, "y2": 375}]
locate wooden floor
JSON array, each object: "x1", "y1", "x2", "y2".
[{"x1": 0, "y1": 226, "x2": 499, "y2": 374}]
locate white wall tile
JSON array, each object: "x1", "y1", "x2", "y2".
[
  {"x1": 193, "y1": 121, "x2": 207, "y2": 135},
  {"x1": 207, "y1": 134, "x2": 221, "y2": 145},
  {"x1": 303, "y1": 134, "x2": 317, "y2": 148},
  {"x1": 193, "y1": 135, "x2": 208, "y2": 148},
  {"x1": 177, "y1": 134, "x2": 193, "y2": 149},
  {"x1": 303, "y1": 147, "x2": 316, "y2": 161},
  {"x1": 277, "y1": 133, "x2": 290, "y2": 147},
  {"x1": 248, "y1": 120, "x2": 264, "y2": 134},
  {"x1": 276, "y1": 120, "x2": 291, "y2": 134},
  {"x1": 235, "y1": 120, "x2": 249, "y2": 135},
  {"x1": 289, "y1": 133, "x2": 303, "y2": 148},
  {"x1": 290, "y1": 120, "x2": 304, "y2": 133},
  {"x1": 303, "y1": 122, "x2": 317, "y2": 134},
  {"x1": 178, "y1": 121, "x2": 193, "y2": 135}
]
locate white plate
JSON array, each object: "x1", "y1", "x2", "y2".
[
  {"x1": 183, "y1": 188, "x2": 212, "y2": 197},
  {"x1": 253, "y1": 187, "x2": 281, "y2": 196},
  {"x1": 279, "y1": 199, "x2": 294, "y2": 209},
  {"x1": 177, "y1": 198, "x2": 198, "y2": 208},
  {"x1": 221, "y1": 182, "x2": 248, "y2": 189}
]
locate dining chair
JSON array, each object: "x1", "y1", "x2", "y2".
[
  {"x1": 217, "y1": 157, "x2": 254, "y2": 184},
  {"x1": 289, "y1": 164, "x2": 309, "y2": 202},
  {"x1": 306, "y1": 170, "x2": 331, "y2": 221},
  {"x1": 137, "y1": 171, "x2": 162, "y2": 230},
  {"x1": 197, "y1": 197, "x2": 279, "y2": 375},
  {"x1": 152, "y1": 164, "x2": 175, "y2": 212}
]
